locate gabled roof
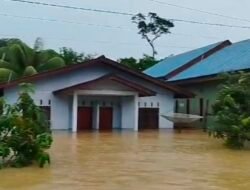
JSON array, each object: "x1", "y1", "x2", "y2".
[
  {"x1": 170, "y1": 39, "x2": 250, "y2": 83},
  {"x1": 53, "y1": 74, "x2": 156, "y2": 97},
  {"x1": 0, "y1": 56, "x2": 194, "y2": 97},
  {"x1": 144, "y1": 40, "x2": 231, "y2": 78}
]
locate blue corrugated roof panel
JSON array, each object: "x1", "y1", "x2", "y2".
[
  {"x1": 144, "y1": 41, "x2": 223, "y2": 78},
  {"x1": 170, "y1": 39, "x2": 250, "y2": 81}
]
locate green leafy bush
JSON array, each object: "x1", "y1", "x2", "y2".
[
  {"x1": 209, "y1": 72, "x2": 250, "y2": 149},
  {"x1": 0, "y1": 83, "x2": 52, "y2": 168},
  {"x1": 37, "y1": 57, "x2": 65, "y2": 72}
]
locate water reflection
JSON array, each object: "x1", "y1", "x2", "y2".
[{"x1": 1, "y1": 130, "x2": 250, "y2": 190}]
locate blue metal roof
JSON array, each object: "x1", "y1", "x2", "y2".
[
  {"x1": 144, "y1": 41, "x2": 223, "y2": 78},
  {"x1": 170, "y1": 39, "x2": 250, "y2": 81}
]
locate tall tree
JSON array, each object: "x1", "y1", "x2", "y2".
[{"x1": 132, "y1": 12, "x2": 174, "y2": 58}]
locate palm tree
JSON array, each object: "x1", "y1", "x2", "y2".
[{"x1": 0, "y1": 38, "x2": 66, "y2": 82}]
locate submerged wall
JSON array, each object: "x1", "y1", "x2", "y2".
[{"x1": 176, "y1": 80, "x2": 221, "y2": 127}]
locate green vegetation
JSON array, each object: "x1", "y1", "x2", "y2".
[
  {"x1": 59, "y1": 47, "x2": 94, "y2": 65},
  {"x1": 0, "y1": 83, "x2": 52, "y2": 168},
  {"x1": 118, "y1": 55, "x2": 157, "y2": 71},
  {"x1": 0, "y1": 36, "x2": 160, "y2": 81},
  {"x1": 0, "y1": 38, "x2": 98, "y2": 83},
  {"x1": 209, "y1": 72, "x2": 250, "y2": 149},
  {"x1": 0, "y1": 38, "x2": 65, "y2": 82}
]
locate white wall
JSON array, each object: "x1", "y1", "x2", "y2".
[
  {"x1": 51, "y1": 95, "x2": 71, "y2": 130},
  {"x1": 121, "y1": 96, "x2": 136, "y2": 129}
]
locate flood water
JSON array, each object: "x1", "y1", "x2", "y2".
[{"x1": 1, "y1": 130, "x2": 250, "y2": 190}]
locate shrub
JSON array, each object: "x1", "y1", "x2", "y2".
[
  {"x1": 209, "y1": 72, "x2": 250, "y2": 149},
  {"x1": 0, "y1": 83, "x2": 52, "y2": 168}
]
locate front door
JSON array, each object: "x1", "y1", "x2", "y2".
[
  {"x1": 99, "y1": 107, "x2": 113, "y2": 130},
  {"x1": 77, "y1": 107, "x2": 93, "y2": 130},
  {"x1": 139, "y1": 108, "x2": 159, "y2": 130}
]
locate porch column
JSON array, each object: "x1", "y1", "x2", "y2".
[
  {"x1": 72, "y1": 92, "x2": 78, "y2": 132},
  {"x1": 134, "y1": 94, "x2": 139, "y2": 131},
  {"x1": 92, "y1": 103, "x2": 100, "y2": 130},
  {"x1": 96, "y1": 103, "x2": 100, "y2": 130}
]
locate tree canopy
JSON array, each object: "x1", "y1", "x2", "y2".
[
  {"x1": 59, "y1": 47, "x2": 95, "y2": 65},
  {"x1": 0, "y1": 38, "x2": 65, "y2": 82},
  {"x1": 118, "y1": 55, "x2": 157, "y2": 71},
  {"x1": 132, "y1": 12, "x2": 174, "y2": 58}
]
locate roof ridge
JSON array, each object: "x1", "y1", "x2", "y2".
[
  {"x1": 144, "y1": 40, "x2": 231, "y2": 78},
  {"x1": 162, "y1": 40, "x2": 230, "y2": 62},
  {"x1": 169, "y1": 39, "x2": 250, "y2": 83},
  {"x1": 164, "y1": 40, "x2": 231, "y2": 80}
]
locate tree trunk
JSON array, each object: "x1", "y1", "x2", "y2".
[
  {"x1": 145, "y1": 36, "x2": 157, "y2": 59},
  {"x1": 149, "y1": 41, "x2": 157, "y2": 58}
]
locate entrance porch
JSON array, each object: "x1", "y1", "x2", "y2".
[
  {"x1": 71, "y1": 91, "x2": 139, "y2": 132},
  {"x1": 52, "y1": 74, "x2": 158, "y2": 132}
]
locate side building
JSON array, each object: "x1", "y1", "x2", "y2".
[{"x1": 145, "y1": 39, "x2": 250, "y2": 127}]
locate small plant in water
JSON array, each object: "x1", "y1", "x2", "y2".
[
  {"x1": 0, "y1": 83, "x2": 52, "y2": 168},
  {"x1": 209, "y1": 72, "x2": 250, "y2": 149}
]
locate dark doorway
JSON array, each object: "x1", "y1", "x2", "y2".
[
  {"x1": 99, "y1": 107, "x2": 113, "y2": 130},
  {"x1": 139, "y1": 108, "x2": 159, "y2": 130},
  {"x1": 200, "y1": 98, "x2": 204, "y2": 121},
  {"x1": 40, "y1": 106, "x2": 51, "y2": 121},
  {"x1": 77, "y1": 107, "x2": 93, "y2": 130}
]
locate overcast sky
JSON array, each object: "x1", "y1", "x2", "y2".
[{"x1": 1, "y1": 0, "x2": 250, "y2": 59}]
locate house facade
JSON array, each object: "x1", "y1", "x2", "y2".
[
  {"x1": 145, "y1": 39, "x2": 250, "y2": 127},
  {"x1": 0, "y1": 56, "x2": 192, "y2": 132}
]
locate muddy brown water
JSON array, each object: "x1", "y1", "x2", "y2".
[{"x1": 1, "y1": 130, "x2": 250, "y2": 190}]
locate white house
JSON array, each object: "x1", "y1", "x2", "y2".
[{"x1": 0, "y1": 56, "x2": 193, "y2": 132}]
